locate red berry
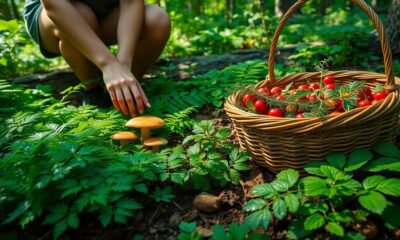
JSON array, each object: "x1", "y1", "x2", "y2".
[
  {"x1": 325, "y1": 84, "x2": 336, "y2": 90},
  {"x1": 356, "y1": 92, "x2": 366, "y2": 102},
  {"x1": 270, "y1": 87, "x2": 282, "y2": 96},
  {"x1": 295, "y1": 113, "x2": 305, "y2": 118},
  {"x1": 323, "y1": 75, "x2": 335, "y2": 85},
  {"x1": 308, "y1": 95, "x2": 318, "y2": 101},
  {"x1": 298, "y1": 84, "x2": 309, "y2": 90},
  {"x1": 242, "y1": 94, "x2": 256, "y2": 107},
  {"x1": 276, "y1": 95, "x2": 286, "y2": 101},
  {"x1": 268, "y1": 108, "x2": 284, "y2": 117},
  {"x1": 297, "y1": 109, "x2": 305, "y2": 114},
  {"x1": 257, "y1": 87, "x2": 270, "y2": 95},
  {"x1": 254, "y1": 100, "x2": 269, "y2": 114},
  {"x1": 336, "y1": 99, "x2": 345, "y2": 112},
  {"x1": 358, "y1": 100, "x2": 372, "y2": 107},
  {"x1": 309, "y1": 82, "x2": 320, "y2": 91},
  {"x1": 297, "y1": 96, "x2": 309, "y2": 102},
  {"x1": 373, "y1": 91, "x2": 388, "y2": 101},
  {"x1": 363, "y1": 87, "x2": 373, "y2": 97}
]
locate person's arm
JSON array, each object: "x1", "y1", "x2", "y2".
[
  {"x1": 40, "y1": 0, "x2": 149, "y2": 116},
  {"x1": 117, "y1": 0, "x2": 144, "y2": 69},
  {"x1": 114, "y1": 0, "x2": 150, "y2": 115}
]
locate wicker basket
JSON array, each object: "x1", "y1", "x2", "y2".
[{"x1": 224, "y1": 0, "x2": 400, "y2": 172}]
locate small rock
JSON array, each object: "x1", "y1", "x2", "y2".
[{"x1": 193, "y1": 192, "x2": 221, "y2": 213}]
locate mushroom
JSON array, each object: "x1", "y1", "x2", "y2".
[
  {"x1": 143, "y1": 137, "x2": 168, "y2": 152},
  {"x1": 111, "y1": 131, "x2": 138, "y2": 146},
  {"x1": 125, "y1": 116, "x2": 165, "y2": 141}
]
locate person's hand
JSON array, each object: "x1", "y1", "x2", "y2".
[{"x1": 102, "y1": 60, "x2": 150, "y2": 116}]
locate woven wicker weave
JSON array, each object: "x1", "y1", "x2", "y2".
[{"x1": 224, "y1": 0, "x2": 400, "y2": 172}]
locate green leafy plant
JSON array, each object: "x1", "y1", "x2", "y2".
[
  {"x1": 177, "y1": 221, "x2": 269, "y2": 240},
  {"x1": 182, "y1": 120, "x2": 249, "y2": 189},
  {"x1": 243, "y1": 141, "x2": 400, "y2": 239}
]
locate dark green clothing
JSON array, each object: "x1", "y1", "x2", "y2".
[{"x1": 23, "y1": 0, "x2": 119, "y2": 58}]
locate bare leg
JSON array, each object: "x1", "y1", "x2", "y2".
[
  {"x1": 38, "y1": 1, "x2": 101, "y2": 89},
  {"x1": 100, "y1": 5, "x2": 171, "y2": 80}
]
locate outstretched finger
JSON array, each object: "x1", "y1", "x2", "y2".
[
  {"x1": 116, "y1": 88, "x2": 129, "y2": 116},
  {"x1": 138, "y1": 83, "x2": 151, "y2": 108},
  {"x1": 122, "y1": 86, "x2": 136, "y2": 116},
  {"x1": 107, "y1": 86, "x2": 121, "y2": 112},
  {"x1": 130, "y1": 83, "x2": 144, "y2": 114}
]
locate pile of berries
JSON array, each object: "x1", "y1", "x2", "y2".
[{"x1": 241, "y1": 75, "x2": 389, "y2": 118}]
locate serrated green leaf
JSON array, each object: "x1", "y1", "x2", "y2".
[
  {"x1": 211, "y1": 224, "x2": 227, "y2": 240},
  {"x1": 284, "y1": 193, "x2": 300, "y2": 213},
  {"x1": 272, "y1": 199, "x2": 287, "y2": 220},
  {"x1": 179, "y1": 221, "x2": 197, "y2": 233},
  {"x1": 344, "y1": 149, "x2": 373, "y2": 172},
  {"x1": 229, "y1": 169, "x2": 240, "y2": 184},
  {"x1": 326, "y1": 152, "x2": 346, "y2": 169},
  {"x1": 372, "y1": 141, "x2": 400, "y2": 157},
  {"x1": 276, "y1": 169, "x2": 299, "y2": 187},
  {"x1": 320, "y1": 165, "x2": 345, "y2": 180},
  {"x1": 134, "y1": 183, "x2": 148, "y2": 194},
  {"x1": 66, "y1": 213, "x2": 79, "y2": 229},
  {"x1": 245, "y1": 208, "x2": 271, "y2": 228},
  {"x1": 343, "y1": 231, "x2": 366, "y2": 240},
  {"x1": 304, "y1": 213, "x2": 325, "y2": 231},
  {"x1": 362, "y1": 175, "x2": 385, "y2": 189},
  {"x1": 376, "y1": 178, "x2": 400, "y2": 196},
  {"x1": 358, "y1": 190, "x2": 387, "y2": 214},
  {"x1": 287, "y1": 219, "x2": 312, "y2": 240},
  {"x1": 336, "y1": 179, "x2": 362, "y2": 196},
  {"x1": 304, "y1": 161, "x2": 328, "y2": 176},
  {"x1": 171, "y1": 172, "x2": 189, "y2": 185},
  {"x1": 326, "y1": 222, "x2": 344, "y2": 237},
  {"x1": 251, "y1": 184, "x2": 277, "y2": 198},
  {"x1": 99, "y1": 207, "x2": 113, "y2": 227},
  {"x1": 233, "y1": 163, "x2": 250, "y2": 171},
  {"x1": 53, "y1": 220, "x2": 68, "y2": 239},
  {"x1": 43, "y1": 204, "x2": 68, "y2": 225},
  {"x1": 362, "y1": 157, "x2": 400, "y2": 172},
  {"x1": 271, "y1": 179, "x2": 290, "y2": 192},
  {"x1": 301, "y1": 176, "x2": 329, "y2": 197},
  {"x1": 243, "y1": 199, "x2": 267, "y2": 212},
  {"x1": 327, "y1": 210, "x2": 353, "y2": 223}
]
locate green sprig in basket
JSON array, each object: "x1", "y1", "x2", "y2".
[{"x1": 224, "y1": 0, "x2": 400, "y2": 172}]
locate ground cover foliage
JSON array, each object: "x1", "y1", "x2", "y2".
[{"x1": 1, "y1": 0, "x2": 400, "y2": 239}]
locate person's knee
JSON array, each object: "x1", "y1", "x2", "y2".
[
  {"x1": 72, "y1": 1, "x2": 100, "y2": 35},
  {"x1": 145, "y1": 5, "x2": 171, "y2": 42}
]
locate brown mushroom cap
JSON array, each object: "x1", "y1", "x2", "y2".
[
  {"x1": 143, "y1": 137, "x2": 168, "y2": 147},
  {"x1": 125, "y1": 116, "x2": 165, "y2": 129},
  {"x1": 111, "y1": 132, "x2": 138, "y2": 140}
]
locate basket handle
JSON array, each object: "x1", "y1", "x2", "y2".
[{"x1": 267, "y1": 0, "x2": 395, "y2": 90}]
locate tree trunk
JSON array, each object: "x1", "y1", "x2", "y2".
[
  {"x1": 385, "y1": 0, "x2": 400, "y2": 53},
  {"x1": 274, "y1": 0, "x2": 296, "y2": 17},
  {"x1": 225, "y1": 0, "x2": 233, "y2": 27}
]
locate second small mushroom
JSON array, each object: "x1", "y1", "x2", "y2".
[
  {"x1": 143, "y1": 137, "x2": 168, "y2": 152},
  {"x1": 111, "y1": 131, "x2": 138, "y2": 146}
]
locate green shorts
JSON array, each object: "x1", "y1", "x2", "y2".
[{"x1": 23, "y1": 0, "x2": 59, "y2": 58}]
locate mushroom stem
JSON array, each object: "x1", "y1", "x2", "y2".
[
  {"x1": 120, "y1": 140, "x2": 129, "y2": 146},
  {"x1": 153, "y1": 146, "x2": 160, "y2": 152},
  {"x1": 141, "y1": 128, "x2": 151, "y2": 141}
]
